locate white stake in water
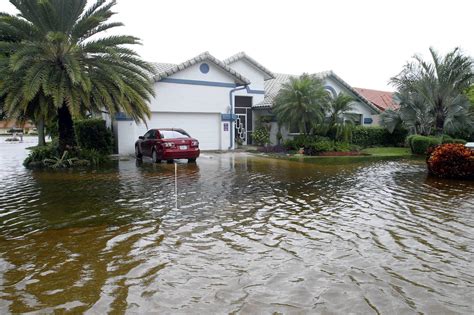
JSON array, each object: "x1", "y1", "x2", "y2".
[{"x1": 174, "y1": 162, "x2": 178, "y2": 209}]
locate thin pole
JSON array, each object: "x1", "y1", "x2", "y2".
[{"x1": 174, "y1": 162, "x2": 178, "y2": 209}]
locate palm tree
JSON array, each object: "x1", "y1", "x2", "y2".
[
  {"x1": 390, "y1": 47, "x2": 473, "y2": 135},
  {"x1": 0, "y1": 0, "x2": 154, "y2": 152},
  {"x1": 273, "y1": 73, "x2": 328, "y2": 135}
]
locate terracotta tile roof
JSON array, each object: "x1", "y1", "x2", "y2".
[
  {"x1": 353, "y1": 87, "x2": 399, "y2": 111},
  {"x1": 0, "y1": 120, "x2": 35, "y2": 129}
]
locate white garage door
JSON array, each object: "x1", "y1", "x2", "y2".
[{"x1": 144, "y1": 113, "x2": 221, "y2": 150}]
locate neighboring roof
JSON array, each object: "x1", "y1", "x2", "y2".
[
  {"x1": 255, "y1": 70, "x2": 381, "y2": 114},
  {"x1": 354, "y1": 87, "x2": 399, "y2": 111},
  {"x1": 223, "y1": 52, "x2": 275, "y2": 81},
  {"x1": 153, "y1": 51, "x2": 250, "y2": 86}
]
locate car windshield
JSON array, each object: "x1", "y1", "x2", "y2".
[{"x1": 160, "y1": 130, "x2": 190, "y2": 139}]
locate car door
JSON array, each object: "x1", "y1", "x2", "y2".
[{"x1": 142, "y1": 130, "x2": 155, "y2": 156}]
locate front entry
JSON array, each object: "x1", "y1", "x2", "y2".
[{"x1": 234, "y1": 96, "x2": 253, "y2": 145}]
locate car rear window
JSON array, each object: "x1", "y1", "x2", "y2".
[{"x1": 160, "y1": 130, "x2": 190, "y2": 139}]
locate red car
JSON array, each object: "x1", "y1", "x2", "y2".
[{"x1": 135, "y1": 128, "x2": 200, "y2": 163}]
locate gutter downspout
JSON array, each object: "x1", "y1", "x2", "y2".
[{"x1": 228, "y1": 85, "x2": 248, "y2": 150}]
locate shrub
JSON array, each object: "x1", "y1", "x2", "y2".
[
  {"x1": 410, "y1": 135, "x2": 441, "y2": 155},
  {"x1": 23, "y1": 142, "x2": 109, "y2": 168},
  {"x1": 333, "y1": 141, "x2": 351, "y2": 152},
  {"x1": 427, "y1": 143, "x2": 474, "y2": 179},
  {"x1": 352, "y1": 126, "x2": 407, "y2": 147},
  {"x1": 23, "y1": 144, "x2": 58, "y2": 166},
  {"x1": 441, "y1": 134, "x2": 453, "y2": 143},
  {"x1": 252, "y1": 127, "x2": 270, "y2": 146},
  {"x1": 310, "y1": 140, "x2": 333, "y2": 153},
  {"x1": 78, "y1": 148, "x2": 109, "y2": 165},
  {"x1": 74, "y1": 119, "x2": 113, "y2": 154}
]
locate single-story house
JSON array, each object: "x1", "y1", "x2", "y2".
[
  {"x1": 112, "y1": 52, "x2": 382, "y2": 154},
  {"x1": 0, "y1": 120, "x2": 35, "y2": 135}
]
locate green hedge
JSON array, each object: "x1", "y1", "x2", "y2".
[
  {"x1": 406, "y1": 134, "x2": 468, "y2": 155},
  {"x1": 74, "y1": 119, "x2": 113, "y2": 154},
  {"x1": 407, "y1": 135, "x2": 440, "y2": 155},
  {"x1": 351, "y1": 126, "x2": 407, "y2": 147}
]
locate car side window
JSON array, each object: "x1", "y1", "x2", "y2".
[{"x1": 144, "y1": 130, "x2": 154, "y2": 139}]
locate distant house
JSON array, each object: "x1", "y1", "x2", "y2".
[
  {"x1": 111, "y1": 51, "x2": 381, "y2": 154},
  {"x1": 353, "y1": 87, "x2": 399, "y2": 112},
  {"x1": 0, "y1": 120, "x2": 35, "y2": 135}
]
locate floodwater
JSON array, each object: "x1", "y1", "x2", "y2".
[{"x1": 0, "y1": 139, "x2": 473, "y2": 314}]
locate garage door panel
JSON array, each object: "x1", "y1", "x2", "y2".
[{"x1": 146, "y1": 113, "x2": 221, "y2": 150}]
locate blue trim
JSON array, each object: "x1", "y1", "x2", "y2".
[
  {"x1": 159, "y1": 78, "x2": 266, "y2": 94},
  {"x1": 324, "y1": 85, "x2": 337, "y2": 98},
  {"x1": 364, "y1": 117, "x2": 373, "y2": 124},
  {"x1": 160, "y1": 78, "x2": 238, "y2": 88},
  {"x1": 245, "y1": 86, "x2": 265, "y2": 94},
  {"x1": 221, "y1": 113, "x2": 237, "y2": 121},
  {"x1": 115, "y1": 112, "x2": 133, "y2": 121},
  {"x1": 199, "y1": 63, "x2": 210, "y2": 74}
]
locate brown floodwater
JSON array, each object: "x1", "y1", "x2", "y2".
[{"x1": 0, "y1": 139, "x2": 473, "y2": 314}]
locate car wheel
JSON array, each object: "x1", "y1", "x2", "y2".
[
  {"x1": 135, "y1": 145, "x2": 142, "y2": 159},
  {"x1": 152, "y1": 149, "x2": 160, "y2": 163},
  {"x1": 188, "y1": 158, "x2": 196, "y2": 163},
  {"x1": 166, "y1": 159, "x2": 173, "y2": 164}
]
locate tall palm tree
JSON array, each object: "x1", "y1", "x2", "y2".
[
  {"x1": 0, "y1": 0, "x2": 154, "y2": 152},
  {"x1": 390, "y1": 47, "x2": 473, "y2": 135},
  {"x1": 273, "y1": 73, "x2": 328, "y2": 135}
]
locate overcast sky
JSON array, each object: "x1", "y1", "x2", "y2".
[{"x1": 1, "y1": 0, "x2": 473, "y2": 91}]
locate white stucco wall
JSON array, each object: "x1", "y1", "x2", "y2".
[
  {"x1": 324, "y1": 77, "x2": 379, "y2": 126},
  {"x1": 227, "y1": 59, "x2": 265, "y2": 91},
  {"x1": 115, "y1": 61, "x2": 247, "y2": 154}
]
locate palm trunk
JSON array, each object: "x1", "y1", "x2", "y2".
[
  {"x1": 58, "y1": 103, "x2": 76, "y2": 152},
  {"x1": 435, "y1": 101, "x2": 444, "y2": 135},
  {"x1": 37, "y1": 117, "x2": 46, "y2": 146}
]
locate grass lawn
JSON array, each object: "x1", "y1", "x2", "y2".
[
  {"x1": 361, "y1": 147, "x2": 412, "y2": 157},
  {"x1": 256, "y1": 146, "x2": 416, "y2": 165}
]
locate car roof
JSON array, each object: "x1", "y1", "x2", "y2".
[{"x1": 151, "y1": 128, "x2": 185, "y2": 131}]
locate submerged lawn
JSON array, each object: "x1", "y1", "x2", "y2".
[
  {"x1": 258, "y1": 146, "x2": 414, "y2": 165},
  {"x1": 361, "y1": 147, "x2": 412, "y2": 157}
]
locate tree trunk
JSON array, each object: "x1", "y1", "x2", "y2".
[
  {"x1": 37, "y1": 117, "x2": 45, "y2": 146},
  {"x1": 435, "y1": 101, "x2": 445, "y2": 135},
  {"x1": 57, "y1": 104, "x2": 76, "y2": 152}
]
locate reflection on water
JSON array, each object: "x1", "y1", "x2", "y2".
[{"x1": 0, "y1": 139, "x2": 473, "y2": 313}]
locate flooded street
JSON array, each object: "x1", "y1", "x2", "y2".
[{"x1": 0, "y1": 139, "x2": 473, "y2": 314}]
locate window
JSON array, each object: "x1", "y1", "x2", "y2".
[
  {"x1": 344, "y1": 113, "x2": 362, "y2": 125},
  {"x1": 144, "y1": 130, "x2": 156, "y2": 139},
  {"x1": 159, "y1": 130, "x2": 190, "y2": 139}
]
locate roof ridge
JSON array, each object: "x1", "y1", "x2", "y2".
[
  {"x1": 223, "y1": 52, "x2": 275, "y2": 80},
  {"x1": 153, "y1": 51, "x2": 250, "y2": 85}
]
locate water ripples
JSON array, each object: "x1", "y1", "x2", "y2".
[{"x1": 0, "y1": 140, "x2": 473, "y2": 313}]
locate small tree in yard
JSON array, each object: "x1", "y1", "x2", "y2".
[
  {"x1": 273, "y1": 73, "x2": 328, "y2": 135},
  {"x1": 384, "y1": 47, "x2": 473, "y2": 136},
  {"x1": 0, "y1": 0, "x2": 155, "y2": 152}
]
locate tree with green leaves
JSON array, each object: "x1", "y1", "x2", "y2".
[
  {"x1": 273, "y1": 73, "x2": 328, "y2": 135},
  {"x1": 323, "y1": 93, "x2": 355, "y2": 141},
  {"x1": 0, "y1": 0, "x2": 155, "y2": 152},
  {"x1": 385, "y1": 47, "x2": 473, "y2": 136}
]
